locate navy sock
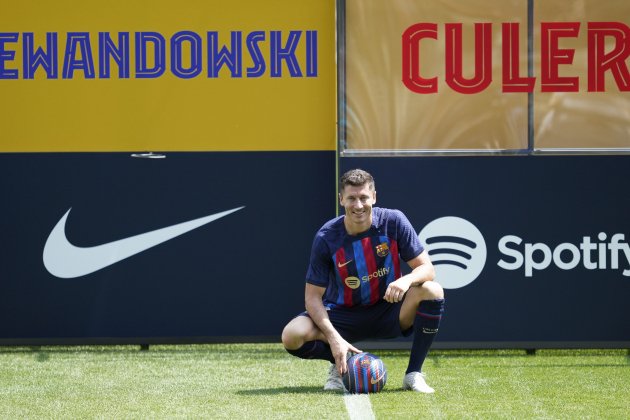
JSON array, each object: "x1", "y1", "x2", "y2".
[
  {"x1": 406, "y1": 299, "x2": 445, "y2": 374},
  {"x1": 286, "y1": 340, "x2": 335, "y2": 364}
]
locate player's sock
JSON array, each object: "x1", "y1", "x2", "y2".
[
  {"x1": 406, "y1": 298, "x2": 445, "y2": 374},
  {"x1": 286, "y1": 340, "x2": 335, "y2": 363}
]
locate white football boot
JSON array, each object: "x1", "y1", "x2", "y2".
[
  {"x1": 324, "y1": 364, "x2": 345, "y2": 391},
  {"x1": 402, "y1": 371, "x2": 435, "y2": 393}
]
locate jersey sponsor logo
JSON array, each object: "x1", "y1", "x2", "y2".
[
  {"x1": 361, "y1": 267, "x2": 390, "y2": 282},
  {"x1": 344, "y1": 267, "x2": 391, "y2": 290},
  {"x1": 43, "y1": 206, "x2": 244, "y2": 278},
  {"x1": 419, "y1": 216, "x2": 487, "y2": 289},
  {"x1": 344, "y1": 276, "x2": 361, "y2": 289},
  {"x1": 375, "y1": 242, "x2": 389, "y2": 257},
  {"x1": 337, "y1": 259, "x2": 353, "y2": 268}
]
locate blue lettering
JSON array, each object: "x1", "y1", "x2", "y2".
[
  {"x1": 270, "y1": 31, "x2": 302, "y2": 77},
  {"x1": 62, "y1": 32, "x2": 95, "y2": 79},
  {"x1": 0, "y1": 33, "x2": 19, "y2": 79},
  {"x1": 99, "y1": 32, "x2": 130, "y2": 79},
  {"x1": 306, "y1": 30, "x2": 317, "y2": 77},
  {"x1": 246, "y1": 31, "x2": 266, "y2": 78},
  {"x1": 171, "y1": 31, "x2": 202, "y2": 79},
  {"x1": 0, "y1": 30, "x2": 319, "y2": 80},
  {"x1": 23, "y1": 33, "x2": 58, "y2": 79},
  {"x1": 135, "y1": 32, "x2": 166, "y2": 78},
  {"x1": 207, "y1": 31, "x2": 242, "y2": 78}
]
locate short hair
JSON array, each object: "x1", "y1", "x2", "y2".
[{"x1": 339, "y1": 169, "x2": 375, "y2": 192}]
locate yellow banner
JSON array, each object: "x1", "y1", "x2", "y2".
[
  {"x1": 0, "y1": 0, "x2": 335, "y2": 152},
  {"x1": 345, "y1": 0, "x2": 528, "y2": 152},
  {"x1": 534, "y1": 1, "x2": 630, "y2": 149},
  {"x1": 344, "y1": 0, "x2": 630, "y2": 152}
]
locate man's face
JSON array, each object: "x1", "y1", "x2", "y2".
[{"x1": 339, "y1": 183, "x2": 376, "y2": 233}]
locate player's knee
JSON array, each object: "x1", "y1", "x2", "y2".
[
  {"x1": 281, "y1": 324, "x2": 300, "y2": 350},
  {"x1": 421, "y1": 280, "x2": 444, "y2": 300},
  {"x1": 281, "y1": 317, "x2": 310, "y2": 350}
]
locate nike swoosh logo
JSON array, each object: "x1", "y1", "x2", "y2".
[
  {"x1": 370, "y1": 371, "x2": 385, "y2": 385},
  {"x1": 43, "y1": 206, "x2": 244, "y2": 279},
  {"x1": 337, "y1": 259, "x2": 353, "y2": 268}
]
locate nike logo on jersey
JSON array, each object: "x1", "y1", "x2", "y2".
[
  {"x1": 43, "y1": 206, "x2": 244, "y2": 279},
  {"x1": 337, "y1": 259, "x2": 353, "y2": 268}
]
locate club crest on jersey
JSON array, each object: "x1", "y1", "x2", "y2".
[
  {"x1": 345, "y1": 276, "x2": 361, "y2": 289},
  {"x1": 376, "y1": 243, "x2": 389, "y2": 257}
]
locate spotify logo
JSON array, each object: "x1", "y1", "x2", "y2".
[{"x1": 418, "y1": 216, "x2": 487, "y2": 289}]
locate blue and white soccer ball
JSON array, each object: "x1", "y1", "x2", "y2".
[{"x1": 342, "y1": 352, "x2": 387, "y2": 393}]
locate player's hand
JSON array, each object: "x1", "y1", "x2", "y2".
[
  {"x1": 330, "y1": 337, "x2": 362, "y2": 374},
  {"x1": 384, "y1": 277, "x2": 411, "y2": 303}
]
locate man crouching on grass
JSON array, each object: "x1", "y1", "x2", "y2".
[{"x1": 281, "y1": 169, "x2": 445, "y2": 393}]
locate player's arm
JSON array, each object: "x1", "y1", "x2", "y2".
[
  {"x1": 384, "y1": 250, "x2": 435, "y2": 303},
  {"x1": 305, "y1": 283, "x2": 361, "y2": 373}
]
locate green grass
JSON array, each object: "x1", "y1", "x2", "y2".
[{"x1": 0, "y1": 344, "x2": 628, "y2": 419}]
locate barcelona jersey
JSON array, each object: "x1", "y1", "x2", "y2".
[{"x1": 306, "y1": 207, "x2": 424, "y2": 307}]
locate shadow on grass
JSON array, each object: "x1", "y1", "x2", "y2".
[
  {"x1": 237, "y1": 386, "x2": 410, "y2": 396},
  {"x1": 237, "y1": 386, "x2": 324, "y2": 395}
]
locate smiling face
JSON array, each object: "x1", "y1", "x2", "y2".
[{"x1": 339, "y1": 183, "x2": 376, "y2": 235}]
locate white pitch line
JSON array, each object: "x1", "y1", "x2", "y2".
[{"x1": 343, "y1": 393, "x2": 376, "y2": 420}]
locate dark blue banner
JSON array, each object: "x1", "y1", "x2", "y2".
[
  {"x1": 342, "y1": 155, "x2": 630, "y2": 347},
  {"x1": 3, "y1": 152, "x2": 628, "y2": 347},
  {"x1": 0, "y1": 152, "x2": 335, "y2": 343}
]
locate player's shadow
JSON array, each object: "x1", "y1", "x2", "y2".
[
  {"x1": 237, "y1": 386, "x2": 407, "y2": 395},
  {"x1": 237, "y1": 386, "x2": 328, "y2": 395}
]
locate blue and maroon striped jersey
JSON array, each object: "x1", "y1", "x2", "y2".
[{"x1": 306, "y1": 207, "x2": 424, "y2": 307}]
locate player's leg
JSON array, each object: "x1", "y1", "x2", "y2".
[
  {"x1": 282, "y1": 307, "x2": 363, "y2": 391},
  {"x1": 399, "y1": 281, "x2": 445, "y2": 393},
  {"x1": 283, "y1": 314, "x2": 353, "y2": 391},
  {"x1": 282, "y1": 316, "x2": 345, "y2": 390},
  {"x1": 281, "y1": 315, "x2": 334, "y2": 362}
]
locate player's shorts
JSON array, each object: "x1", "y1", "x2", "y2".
[{"x1": 298, "y1": 299, "x2": 413, "y2": 343}]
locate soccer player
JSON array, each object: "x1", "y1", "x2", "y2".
[{"x1": 281, "y1": 169, "x2": 445, "y2": 393}]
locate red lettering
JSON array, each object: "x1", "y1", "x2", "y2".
[
  {"x1": 587, "y1": 22, "x2": 630, "y2": 92},
  {"x1": 402, "y1": 23, "x2": 438, "y2": 93},
  {"x1": 402, "y1": 21, "x2": 629, "y2": 94},
  {"x1": 541, "y1": 22, "x2": 580, "y2": 92},
  {"x1": 502, "y1": 22, "x2": 535, "y2": 92},
  {"x1": 445, "y1": 23, "x2": 492, "y2": 94}
]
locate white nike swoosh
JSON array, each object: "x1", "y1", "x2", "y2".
[
  {"x1": 43, "y1": 206, "x2": 244, "y2": 279},
  {"x1": 337, "y1": 259, "x2": 353, "y2": 268}
]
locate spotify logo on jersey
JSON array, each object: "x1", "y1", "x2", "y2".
[{"x1": 418, "y1": 216, "x2": 487, "y2": 289}]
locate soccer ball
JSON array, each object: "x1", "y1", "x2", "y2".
[{"x1": 342, "y1": 352, "x2": 387, "y2": 393}]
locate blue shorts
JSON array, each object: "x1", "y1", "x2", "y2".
[{"x1": 299, "y1": 299, "x2": 413, "y2": 343}]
